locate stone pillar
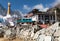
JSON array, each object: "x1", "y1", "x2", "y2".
[
  {"x1": 49, "y1": 16, "x2": 52, "y2": 24},
  {"x1": 40, "y1": 15, "x2": 42, "y2": 20},
  {"x1": 52, "y1": 16, "x2": 54, "y2": 24},
  {"x1": 43, "y1": 15, "x2": 45, "y2": 24},
  {"x1": 49, "y1": 16, "x2": 51, "y2": 24}
]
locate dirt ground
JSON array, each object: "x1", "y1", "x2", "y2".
[
  {"x1": 0, "y1": 38, "x2": 24, "y2": 41},
  {"x1": 0, "y1": 37, "x2": 35, "y2": 41}
]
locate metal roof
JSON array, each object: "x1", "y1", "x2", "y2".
[{"x1": 17, "y1": 18, "x2": 32, "y2": 23}]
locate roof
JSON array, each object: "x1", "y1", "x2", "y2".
[
  {"x1": 26, "y1": 13, "x2": 33, "y2": 17},
  {"x1": 39, "y1": 24, "x2": 48, "y2": 28},
  {"x1": 17, "y1": 18, "x2": 32, "y2": 23}
]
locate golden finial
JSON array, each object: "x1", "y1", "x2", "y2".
[{"x1": 7, "y1": 2, "x2": 11, "y2": 14}]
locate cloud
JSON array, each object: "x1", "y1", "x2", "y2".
[
  {"x1": 33, "y1": 4, "x2": 44, "y2": 9},
  {"x1": 23, "y1": 5, "x2": 31, "y2": 10},
  {"x1": 51, "y1": 0, "x2": 60, "y2": 7},
  {"x1": 33, "y1": 4, "x2": 49, "y2": 12},
  {"x1": 43, "y1": 8, "x2": 49, "y2": 12},
  {"x1": 23, "y1": 4, "x2": 49, "y2": 12}
]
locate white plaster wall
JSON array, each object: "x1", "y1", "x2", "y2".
[{"x1": 32, "y1": 15, "x2": 38, "y2": 21}]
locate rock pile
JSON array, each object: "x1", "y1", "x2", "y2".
[
  {"x1": 33, "y1": 22, "x2": 60, "y2": 41},
  {"x1": 0, "y1": 22, "x2": 60, "y2": 41},
  {"x1": 11, "y1": 22, "x2": 60, "y2": 41}
]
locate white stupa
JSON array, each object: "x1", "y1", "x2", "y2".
[
  {"x1": 3, "y1": 2, "x2": 14, "y2": 26},
  {"x1": 4, "y1": 2, "x2": 12, "y2": 20}
]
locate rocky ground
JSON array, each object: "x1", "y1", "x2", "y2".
[{"x1": 0, "y1": 22, "x2": 60, "y2": 41}]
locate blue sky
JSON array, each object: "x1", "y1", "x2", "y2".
[{"x1": 0, "y1": 0, "x2": 59, "y2": 14}]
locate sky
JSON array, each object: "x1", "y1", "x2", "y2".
[{"x1": 0, "y1": 0, "x2": 60, "y2": 14}]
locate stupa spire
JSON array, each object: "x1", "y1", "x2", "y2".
[{"x1": 7, "y1": 2, "x2": 11, "y2": 14}]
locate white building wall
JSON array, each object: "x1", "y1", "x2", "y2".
[{"x1": 32, "y1": 15, "x2": 38, "y2": 22}]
